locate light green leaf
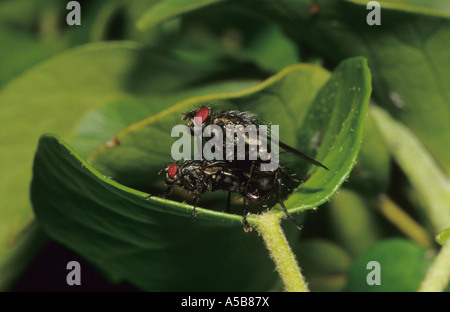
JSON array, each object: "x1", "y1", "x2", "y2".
[
  {"x1": 0, "y1": 42, "x2": 152, "y2": 289},
  {"x1": 371, "y1": 105, "x2": 450, "y2": 235},
  {"x1": 0, "y1": 27, "x2": 62, "y2": 87}
]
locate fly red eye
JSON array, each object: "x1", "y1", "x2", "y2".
[
  {"x1": 167, "y1": 164, "x2": 178, "y2": 179},
  {"x1": 194, "y1": 107, "x2": 210, "y2": 125}
]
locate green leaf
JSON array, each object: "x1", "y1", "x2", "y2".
[
  {"x1": 88, "y1": 62, "x2": 327, "y2": 186},
  {"x1": 160, "y1": 4, "x2": 300, "y2": 73},
  {"x1": 0, "y1": 27, "x2": 62, "y2": 87},
  {"x1": 345, "y1": 111, "x2": 390, "y2": 196},
  {"x1": 345, "y1": 238, "x2": 434, "y2": 292},
  {"x1": 0, "y1": 42, "x2": 155, "y2": 289},
  {"x1": 238, "y1": 23, "x2": 299, "y2": 72},
  {"x1": 283, "y1": 58, "x2": 372, "y2": 213},
  {"x1": 31, "y1": 57, "x2": 371, "y2": 290},
  {"x1": 31, "y1": 134, "x2": 289, "y2": 291},
  {"x1": 371, "y1": 105, "x2": 450, "y2": 235},
  {"x1": 69, "y1": 80, "x2": 260, "y2": 158},
  {"x1": 0, "y1": 40, "x2": 256, "y2": 290},
  {"x1": 90, "y1": 58, "x2": 371, "y2": 215},
  {"x1": 327, "y1": 189, "x2": 380, "y2": 257}
]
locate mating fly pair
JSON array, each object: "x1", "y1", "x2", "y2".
[{"x1": 158, "y1": 106, "x2": 328, "y2": 231}]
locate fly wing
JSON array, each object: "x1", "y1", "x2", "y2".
[{"x1": 270, "y1": 137, "x2": 329, "y2": 170}]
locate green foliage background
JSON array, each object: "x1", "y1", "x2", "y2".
[{"x1": 0, "y1": 0, "x2": 449, "y2": 291}]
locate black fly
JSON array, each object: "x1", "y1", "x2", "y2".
[
  {"x1": 159, "y1": 159, "x2": 310, "y2": 232},
  {"x1": 156, "y1": 105, "x2": 328, "y2": 231},
  {"x1": 182, "y1": 106, "x2": 329, "y2": 170}
]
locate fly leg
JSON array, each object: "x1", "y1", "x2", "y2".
[
  {"x1": 191, "y1": 180, "x2": 204, "y2": 221},
  {"x1": 276, "y1": 170, "x2": 303, "y2": 231},
  {"x1": 191, "y1": 161, "x2": 208, "y2": 221},
  {"x1": 162, "y1": 184, "x2": 175, "y2": 198},
  {"x1": 278, "y1": 166, "x2": 301, "y2": 183},
  {"x1": 278, "y1": 166, "x2": 313, "y2": 184},
  {"x1": 191, "y1": 193, "x2": 201, "y2": 221},
  {"x1": 146, "y1": 183, "x2": 175, "y2": 200},
  {"x1": 242, "y1": 162, "x2": 255, "y2": 232}
]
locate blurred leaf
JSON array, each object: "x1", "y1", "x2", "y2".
[
  {"x1": 0, "y1": 42, "x2": 153, "y2": 289},
  {"x1": 136, "y1": 2, "x2": 299, "y2": 72},
  {"x1": 242, "y1": 24, "x2": 299, "y2": 72},
  {"x1": 376, "y1": 195, "x2": 434, "y2": 249},
  {"x1": 0, "y1": 0, "x2": 60, "y2": 29},
  {"x1": 327, "y1": 189, "x2": 380, "y2": 257},
  {"x1": 0, "y1": 27, "x2": 63, "y2": 87},
  {"x1": 181, "y1": 6, "x2": 300, "y2": 73},
  {"x1": 295, "y1": 238, "x2": 352, "y2": 292},
  {"x1": 371, "y1": 105, "x2": 450, "y2": 235},
  {"x1": 346, "y1": 110, "x2": 390, "y2": 195},
  {"x1": 345, "y1": 238, "x2": 434, "y2": 291},
  {"x1": 137, "y1": 0, "x2": 223, "y2": 30}
]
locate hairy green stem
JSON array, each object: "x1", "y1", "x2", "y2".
[
  {"x1": 249, "y1": 211, "x2": 309, "y2": 292},
  {"x1": 418, "y1": 238, "x2": 450, "y2": 292}
]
